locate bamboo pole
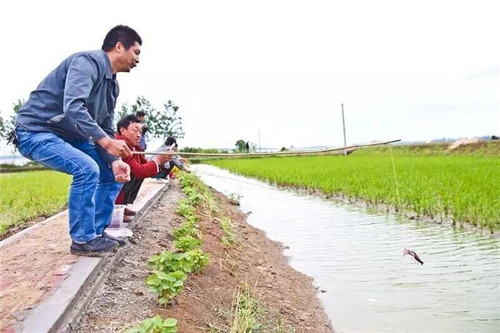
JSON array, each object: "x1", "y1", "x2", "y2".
[{"x1": 132, "y1": 139, "x2": 401, "y2": 157}]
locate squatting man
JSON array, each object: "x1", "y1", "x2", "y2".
[{"x1": 13, "y1": 25, "x2": 172, "y2": 256}]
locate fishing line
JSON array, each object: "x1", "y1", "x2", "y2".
[{"x1": 389, "y1": 144, "x2": 402, "y2": 213}]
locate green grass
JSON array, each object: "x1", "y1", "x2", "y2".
[
  {"x1": 0, "y1": 170, "x2": 71, "y2": 235},
  {"x1": 206, "y1": 144, "x2": 500, "y2": 232},
  {"x1": 209, "y1": 283, "x2": 295, "y2": 333}
]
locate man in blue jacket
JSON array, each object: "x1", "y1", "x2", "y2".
[{"x1": 14, "y1": 25, "x2": 141, "y2": 256}]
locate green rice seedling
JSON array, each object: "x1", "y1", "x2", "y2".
[
  {"x1": 125, "y1": 315, "x2": 178, "y2": 333},
  {"x1": 207, "y1": 146, "x2": 500, "y2": 231},
  {"x1": 197, "y1": 184, "x2": 222, "y2": 218},
  {"x1": 0, "y1": 170, "x2": 71, "y2": 235},
  {"x1": 223, "y1": 282, "x2": 297, "y2": 333},
  {"x1": 227, "y1": 283, "x2": 265, "y2": 333},
  {"x1": 219, "y1": 216, "x2": 236, "y2": 246},
  {"x1": 208, "y1": 282, "x2": 296, "y2": 333},
  {"x1": 228, "y1": 286, "x2": 295, "y2": 333}
]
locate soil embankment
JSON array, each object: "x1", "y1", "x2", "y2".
[{"x1": 72, "y1": 180, "x2": 333, "y2": 332}]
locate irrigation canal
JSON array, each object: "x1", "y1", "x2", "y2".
[{"x1": 193, "y1": 165, "x2": 500, "y2": 333}]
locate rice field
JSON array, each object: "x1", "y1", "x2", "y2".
[
  {"x1": 205, "y1": 143, "x2": 500, "y2": 232},
  {"x1": 0, "y1": 170, "x2": 71, "y2": 235}
]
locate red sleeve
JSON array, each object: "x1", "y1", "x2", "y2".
[{"x1": 123, "y1": 155, "x2": 158, "y2": 179}]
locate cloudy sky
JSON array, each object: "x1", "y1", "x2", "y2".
[{"x1": 1, "y1": 0, "x2": 498, "y2": 150}]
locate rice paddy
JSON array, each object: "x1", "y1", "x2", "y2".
[
  {"x1": 0, "y1": 170, "x2": 71, "y2": 235},
  {"x1": 205, "y1": 143, "x2": 500, "y2": 232}
]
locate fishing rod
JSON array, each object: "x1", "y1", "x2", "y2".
[{"x1": 132, "y1": 139, "x2": 401, "y2": 157}]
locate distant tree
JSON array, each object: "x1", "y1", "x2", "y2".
[
  {"x1": 180, "y1": 147, "x2": 219, "y2": 153},
  {"x1": 235, "y1": 139, "x2": 246, "y2": 152},
  {"x1": 154, "y1": 100, "x2": 185, "y2": 140},
  {"x1": 119, "y1": 96, "x2": 185, "y2": 140},
  {"x1": 280, "y1": 147, "x2": 288, "y2": 152},
  {"x1": 115, "y1": 96, "x2": 155, "y2": 124},
  {"x1": 0, "y1": 99, "x2": 25, "y2": 150}
]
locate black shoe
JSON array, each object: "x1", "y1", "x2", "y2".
[
  {"x1": 124, "y1": 207, "x2": 137, "y2": 216},
  {"x1": 70, "y1": 236, "x2": 119, "y2": 257},
  {"x1": 103, "y1": 231, "x2": 127, "y2": 247}
]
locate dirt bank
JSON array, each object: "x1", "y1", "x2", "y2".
[{"x1": 71, "y1": 180, "x2": 333, "y2": 332}]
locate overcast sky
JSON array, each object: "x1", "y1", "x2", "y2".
[{"x1": 1, "y1": 0, "x2": 498, "y2": 150}]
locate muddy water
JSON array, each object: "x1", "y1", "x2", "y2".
[{"x1": 193, "y1": 165, "x2": 500, "y2": 333}]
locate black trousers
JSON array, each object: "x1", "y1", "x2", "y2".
[{"x1": 120, "y1": 175, "x2": 145, "y2": 205}]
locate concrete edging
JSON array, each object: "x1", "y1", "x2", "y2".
[{"x1": 18, "y1": 182, "x2": 170, "y2": 333}]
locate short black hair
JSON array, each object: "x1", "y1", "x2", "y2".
[
  {"x1": 102, "y1": 25, "x2": 142, "y2": 52},
  {"x1": 165, "y1": 136, "x2": 177, "y2": 148},
  {"x1": 117, "y1": 115, "x2": 141, "y2": 133},
  {"x1": 136, "y1": 110, "x2": 146, "y2": 117}
]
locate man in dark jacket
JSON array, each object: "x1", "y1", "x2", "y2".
[
  {"x1": 135, "y1": 110, "x2": 148, "y2": 151},
  {"x1": 14, "y1": 25, "x2": 141, "y2": 256}
]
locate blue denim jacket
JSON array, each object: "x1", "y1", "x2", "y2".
[{"x1": 16, "y1": 50, "x2": 119, "y2": 163}]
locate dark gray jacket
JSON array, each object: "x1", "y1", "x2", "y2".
[{"x1": 16, "y1": 50, "x2": 119, "y2": 163}]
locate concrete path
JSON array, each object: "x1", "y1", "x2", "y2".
[{"x1": 0, "y1": 179, "x2": 169, "y2": 333}]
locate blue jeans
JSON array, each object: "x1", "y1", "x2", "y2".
[{"x1": 16, "y1": 128, "x2": 122, "y2": 243}]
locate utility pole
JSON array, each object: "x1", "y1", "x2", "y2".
[
  {"x1": 258, "y1": 130, "x2": 261, "y2": 152},
  {"x1": 341, "y1": 103, "x2": 347, "y2": 155}
]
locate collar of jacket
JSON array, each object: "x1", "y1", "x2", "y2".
[{"x1": 101, "y1": 50, "x2": 115, "y2": 80}]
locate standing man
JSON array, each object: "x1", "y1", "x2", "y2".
[
  {"x1": 135, "y1": 110, "x2": 148, "y2": 151},
  {"x1": 14, "y1": 25, "x2": 142, "y2": 256}
]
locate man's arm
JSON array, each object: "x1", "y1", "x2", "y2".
[
  {"x1": 123, "y1": 151, "x2": 173, "y2": 179},
  {"x1": 111, "y1": 160, "x2": 130, "y2": 183},
  {"x1": 124, "y1": 156, "x2": 160, "y2": 180},
  {"x1": 63, "y1": 55, "x2": 130, "y2": 159},
  {"x1": 96, "y1": 109, "x2": 120, "y2": 164}
]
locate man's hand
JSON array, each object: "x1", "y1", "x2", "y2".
[
  {"x1": 97, "y1": 136, "x2": 132, "y2": 158},
  {"x1": 153, "y1": 151, "x2": 173, "y2": 165},
  {"x1": 111, "y1": 160, "x2": 131, "y2": 183}
]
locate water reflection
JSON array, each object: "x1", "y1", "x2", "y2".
[{"x1": 193, "y1": 165, "x2": 500, "y2": 333}]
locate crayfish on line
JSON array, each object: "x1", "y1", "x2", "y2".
[{"x1": 403, "y1": 248, "x2": 424, "y2": 265}]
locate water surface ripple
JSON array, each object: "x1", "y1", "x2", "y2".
[{"x1": 193, "y1": 165, "x2": 500, "y2": 333}]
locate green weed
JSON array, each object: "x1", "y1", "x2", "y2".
[
  {"x1": 126, "y1": 315, "x2": 178, "y2": 333},
  {"x1": 145, "y1": 270, "x2": 187, "y2": 307}
]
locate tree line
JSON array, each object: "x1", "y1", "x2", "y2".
[
  {"x1": 1, "y1": 97, "x2": 256, "y2": 153},
  {"x1": 0, "y1": 96, "x2": 185, "y2": 147}
]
